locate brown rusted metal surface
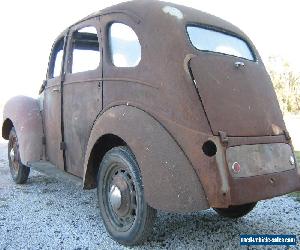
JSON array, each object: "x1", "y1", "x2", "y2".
[
  {"x1": 2, "y1": 0, "x2": 300, "y2": 212},
  {"x1": 226, "y1": 143, "x2": 295, "y2": 178},
  {"x1": 83, "y1": 106, "x2": 209, "y2": 212},
  {"x1": 226, "y1": 134, "x2": 287, "y2": 147},
  {"x1": 42, "y1": 32, "x2": 66, "y2": 171},
  {"x1": 62, "y1": 17, "x2": 102, "y2": 177},
  {"x1": 44, "y1": 73, "x2": 64, "y2": 170},
  {"x1": 229, "y1": 168, "x2": 300, "y2": 206},
  {"x1": 2, "y1": 96, "x2": 44, "y2": 165},
  {"x1": 189, "y1": 55, "x2": 286, "y2": 137}
]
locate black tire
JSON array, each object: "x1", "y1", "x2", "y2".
[
  {"x1": 213, "y1": 202, "x2": 257, "y2": 218},
  {"x1": 97, "y1": 146, "x2": 156, "y2": 246},
  {"x1": 8, "y1": 127, "x2": 30, "y2": 184}
]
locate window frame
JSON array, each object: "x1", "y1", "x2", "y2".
[
  {"x1": 185, "y1": 23, "x2": 257, "y2": 62},
  {"x1": 47, "y1": 36, "x2": 66, "y2": 79},
  {"x1": 65, "y1": 21, "x2": 102, "y2": 76}
]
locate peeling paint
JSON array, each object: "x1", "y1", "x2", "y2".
[
  {"x1": 272, "y1": 124, "x2": 282, "y2": 135},
  {"x1": 162, "y1": 6, "x2": 183, "y2": 20},
  {"x1": 107, "y1": 113, "x2": 115, "y2": 118}
]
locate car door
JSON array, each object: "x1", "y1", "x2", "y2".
[
  {"x1": 63, "y1": 18, "x2": 102, "y2": 177},
  {"x1": 43, "y1": 35, "x2": 66, "y2": 170}
]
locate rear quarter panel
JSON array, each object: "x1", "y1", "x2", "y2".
[{"x1": 83, "y1": 105, "x2": 209, "y2": 212}]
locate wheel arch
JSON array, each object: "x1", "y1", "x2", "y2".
[
  {"x1": 2, "y1": 118, "x2": 13, "y2": 140},
  {"x1": 83, "y1": 105, "x2": 209, "y2": 212},
  {"x1": 2, "y1": 96, "x2": 44, "y2": 164},
  {"x1": 84, "y1": 133, "x2": 127, "y2": 189}
]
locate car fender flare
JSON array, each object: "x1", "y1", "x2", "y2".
[
  {"x1": 2, "y1": 96, "x2": 44, "y2": 165},
  {"x1": 83, "y1": 105, "x2": 209, "y2": 212}
]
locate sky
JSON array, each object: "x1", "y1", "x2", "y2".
[{"x1": 0, "y1": 0, "x2": 299, "y2": 104}]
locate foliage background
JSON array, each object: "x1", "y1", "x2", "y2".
[{"x1": 268, "y1": 56, "x2": 300, "y2": 115}]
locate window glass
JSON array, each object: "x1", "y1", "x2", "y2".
[
  {"x1": 109, "y1": 23, "x2": 141, "y2": 67},
  {"x1": 53, "y1": 50, "x2": 63, "y2": 77},
  {"x1": 71, "y1": 26, "x2": 100, "y2": 73},
  {"x1": 187, "y1": 26, "x2": 254, "y2": 61}
]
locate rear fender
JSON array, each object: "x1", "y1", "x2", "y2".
[
  {"x1": 2, "y1": 96, "x2": 44, "y2": 164},
  {"x1": 83, "y1": 105, "x2": 209, "y2": 212}
]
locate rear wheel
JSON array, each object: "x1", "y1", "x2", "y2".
[
  {"x1": 8, "y1": 127, "x2": 30, "y2": 184},
  {"x1": 213, "y1": 202, "x2": 257, "y2": 218},
  {"x1": 97, "y1": 146, "x2": 156, "y2": 246}
]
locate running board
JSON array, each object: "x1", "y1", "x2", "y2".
[{"x1": 29, "y1": 161, "x2": 82, "y2": 186}]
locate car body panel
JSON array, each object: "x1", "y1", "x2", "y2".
[
  {"x1": 2, "y1": 96, "x2": 44, "y2": 165},
  {"x1": 63, "y1": 73, "x2": 102, "y2": 177},
  {"x1": 83, "y1": 105, "x2": 209, "y2": 212},
  {"x1": 43, "y1": 32, "x2": 66, "y2": 171},
  {"x1": 226, "y1": 143, "x2": 295, "y2": 178},
  {"x1": 229, "y1": 168, "x2": 300, "y2": 205},
  {"x1": 189, "y1": 55, "x2": 286, "y2": 136},
  {"x1": 44, "y1": 76, "x2": 64, "y2": 170}
]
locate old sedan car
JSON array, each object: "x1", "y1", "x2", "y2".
[{"x1": 2, "y1": 0, "x2": 300, "y2": 246}]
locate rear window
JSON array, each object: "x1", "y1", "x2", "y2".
[{"x1": 187, "y1": 26, "x2": 254, "y2": 61}]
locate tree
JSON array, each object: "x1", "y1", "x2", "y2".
[{"x1": 267, "y1": 56, "x2": 300, "y2": 114}]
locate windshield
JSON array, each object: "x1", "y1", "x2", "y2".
[{"x1": 187, "y1": 26, "x2": 254, "y2": 61}]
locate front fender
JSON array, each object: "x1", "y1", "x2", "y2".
[
  {"x1": 83, "y1": 105, "x2": 209, "y2": 212},
  {"x1": 2, "y1": 96, "x2": 44, "y2": 164}
]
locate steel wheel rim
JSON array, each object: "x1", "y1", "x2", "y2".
[
  {"x1": 103, "y1": 162, "x2": 137, "y2": 232},
  {"x1": 8, "y1": 133, "x2": 20, "y2": 178}
]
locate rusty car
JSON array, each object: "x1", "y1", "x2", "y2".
[{"x1": 2, "y1": 0, "x2": 300, "y2": 246}]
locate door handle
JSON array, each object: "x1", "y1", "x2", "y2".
[{"x1": 52, "y1": 88, "x2": 60, "y2": 93}]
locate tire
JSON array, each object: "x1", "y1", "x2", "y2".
[
  {"x1": 97, "y1": 146, "x2": 156, "y2": 246},
  {"x1": 213, "y1": 202, "x2": 257, "y2": 218},
  {"x1": 8, "y1": 127, "x2": 30, "y2": 184}
]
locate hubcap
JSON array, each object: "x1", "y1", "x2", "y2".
[
  {"x1": 10, "y1": 148, "x2": 15, "y2": 162},
  {"x1": 109, "y1": 185, "x2": 122, "y2": 211}
]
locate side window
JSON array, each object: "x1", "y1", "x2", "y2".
[
  {"x1": 71, "y1": 27, "x2": 100, "y2": 73},
  {"x1": 49, "y1": 38, "x2": 64, "y2": 78},
  {"x1": 109, "y1": 23, "x2": 141, "y2": 67},
  {"x1": 53, "y1": 50, "x2": 63, "y2": 77}
]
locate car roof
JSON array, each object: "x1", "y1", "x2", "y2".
[
  {"x1": 75, "y1": 0, "x2": 247, "y2": 37},
  {"x1": 54, "y1": 0, "x2": 251, "y2": 51}
]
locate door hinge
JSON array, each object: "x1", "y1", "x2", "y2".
[
  {"x1": 61, "y1": 72, "x2": 66, "y2": 83},
  {"x1": 60, "y1": 142, "x2": 66, "y2": 150}
]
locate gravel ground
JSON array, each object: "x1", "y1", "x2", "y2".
[{"x1": 0, "y1": 140, "x2": 299, "y2": 250}]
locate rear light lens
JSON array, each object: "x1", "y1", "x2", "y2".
[{"x1": 232, "y1": 162, "x2": 241, "y2": 173}]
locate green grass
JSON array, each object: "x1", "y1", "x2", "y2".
[
  {"x1": 289, "y1": 192, "x2": 300, "y2": 202},
  {"x1": 295, "y1": 151, "x2": 300, "y2": 163}
]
